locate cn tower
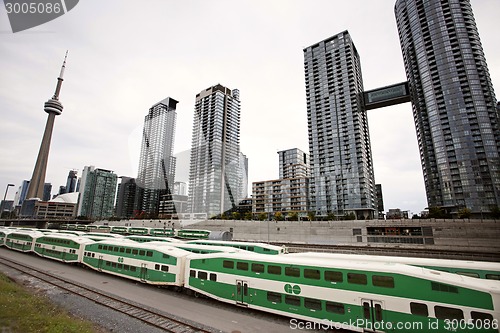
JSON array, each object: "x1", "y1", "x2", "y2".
[{"x1": 26, "y1": 52, "x2": 68, "y2": 200}]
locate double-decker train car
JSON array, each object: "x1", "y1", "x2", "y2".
[
  {"x1": 82, "y1": 239, "x2": 191, "y2": 286},
  {"x1": 150, "y1": 228, "x2": 175, "y2": 237},
  {"x1": 0, "y1": 229, "x2": 13, "y2": 246},
  {"x1": 34, "y1": 233, "x2": 95, "y2": 263},
  {"x1": 110, "y1": 226, "x2": 128, "y2": 235},
  {"x1": 185, "y1": 252, "x2": 500, "y2": 333},
  {"x1": 186, "y1": 240, "x2": 288, "y2": 255},
  {"x1": 286, "y1": 252, "x2": 500, "y2": 280},
  {"x1": 5, "y1": 230, "x2": 44, "y2": 252},
  {"x1": 124, "y1": 235, "x2": 182, "y2": 243},
  {"x1": 127, "y1": 227, "x2": 151, "y2": 236},
  {"x1": 176, "y1": 229, "x2": 210, "y2": 240}
]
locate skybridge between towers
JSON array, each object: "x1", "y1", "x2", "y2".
[{"x1": 363, "y1": 81, "x2": 411, "y2": 110}]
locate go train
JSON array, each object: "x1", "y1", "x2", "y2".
[{"x1": 1, "y1": 227, "x2": 499, "y2": 333}]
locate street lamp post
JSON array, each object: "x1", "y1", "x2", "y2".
[{"x1": 2, "y1": 184, "x2": 15, "y2": 217}]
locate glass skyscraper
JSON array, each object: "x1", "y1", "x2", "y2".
[
  {"x1": 80, "y1": 167, "x2": 117, "y2": 219},
  {"x1": 395, "y1": 0, "x2": 500, "y2": 215},
  {"x1": 304, "y1": 31, "x2": 376, "y2": 220},
  {"x1": 188, "y1": 84, "x2": 242, "y2": 218},
  {"x1": 135, "y1": 98, "x2": 178, "y2": 216}
]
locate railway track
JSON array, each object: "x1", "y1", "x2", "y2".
[{"x1": 0, "y1": 255, "x2": 219, "y2": 333}]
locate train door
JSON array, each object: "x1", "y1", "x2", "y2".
[
  {"x1": 97, "y1": 255, "x2": 104, "y2": 271},
  {"x1": 361, "y1": 299, "x2": 385, "y2": 332},
  {"x1": 236, "y1": 280, "x2": 249, "y2": 306},
  {"x1": 140, "y1": 263, "x2": 147, "y2": 282}
]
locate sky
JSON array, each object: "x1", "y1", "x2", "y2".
[{"x1": 0, "y1": 0, "x2": 499, "y2": 216}]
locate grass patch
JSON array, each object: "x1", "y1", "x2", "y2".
[{"x1": 0, "y1": 272, "x2": 105, "y2": 333}]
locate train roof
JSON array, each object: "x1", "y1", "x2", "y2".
[
  {"x1": 185, "y1": 240, "x2": 285, "y2": 250},
  {"x1": 92, "y1": 238, "x2": 192, "y2": 257},
  {"x1": 37, "y1": 233, "x2": 95, "y2": 244},
  {"x1": 187, "y1": 252, "x2": 500, "y2": 293},
  {"x1": 286, "y1": 252, "x2": 500, "y2": 271},
  {"x1": 85, "y1": 232, "x2": 123, "y2": 238},
  {"x1": 124, "y1": 235, "x2": 182, "y2": 242},
  {"x1": 149, "y1": 241, "x2": 248, "y2": 254}
]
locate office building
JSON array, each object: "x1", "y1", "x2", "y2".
[
  {"x1": 135, "y1": 98, "x2": 178, "y2": 217},
  {"x1": 65, "y1": 170, "x2": 78, "y2": 193},
  {"x1": 79, "y1": 167, "x2": 117, "y2": 219},
  {"x1": 304, "y1": 31, "x2": 376, "y2": 220},
  {"x1": 188, "y1": 84, "x2": 242, "y2": 218},
  {"x1": 395, "y1": 0, "x2": 500, "y2": 215}
]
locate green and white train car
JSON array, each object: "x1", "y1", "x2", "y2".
[
  {"x1": 34, "y1": 234, "x2": 95, "y2": 263},
  {"x1": 150, "y1": 228, "x2": 175, "y2": 237},
  {"x1": 110, "y1": 226, "x2": 128, "y2": 235},
  {"x1": 186, "y1": 240, "x2": 288, "y2": 255},
  {"x1": 127, "y1": 227, "x2": 151, "y2": 236},
  {"x1": 287, "y1": 252, "x2": 500, "y2": 280},
  {"x1": 5, "y1": 231, "x2": 44, "y2": 252},
  {"x1": 185, "y1": 252, "x2": 500, "y2": 333},
  {"x1": 176, "y1": 229, "x2": 210, "y2": 239},
  {"x1": 0, "y1": 229, "x2": 13, "y2": 246},
  {"x1": 82, "y1": 240, "x2": 191, "y2": 286},
  {"x1": 124, "y1": 235, "x2": 182, "y2": 243}
]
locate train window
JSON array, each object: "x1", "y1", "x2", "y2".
[
  {"x1": 126, "y1": 248, "x2": 131, "y2": 254},
  {"x1": 264, "y1": 248, "x2": 270, "y2": 252},
  {"x1": 285, "y1": 295, "x2": 301, "y2": 307},
  {"x1": 146, "y1": 251, "x2": 153, "y2": 257},
  {"x1": 285, "y1": 267, "x2": 300, "y2": 277},
  {"x1": 163, "y1": 254, "x2": 170, "y2": 259},
  {"x1": 237, "y1": 262, "x2": 249, "y2": 271},
  {"x1": 190, "y1": 270, "x2": 196, "y2": 277},
  {"x1": 485, "y1": 274, "x2": 500, "y2": 280},
  {"x1": 117, "y1": 264, "x2": 123, "y2": 270},
  {"x1": 124, "y1": 265, "x2": 129, "y2": 271},
  {"x1": 161, "y1": 266, "x2": 169, "y2": 272},
  {"x1": 248, "y1": 246, "x2": 254, "y2": 251},
  {"x1": 130, "y1": 266, "x2": 136, "y2": 272},
  {"x1": 105, "y1": 262, "x2": 110, "y2": 267},
  {"x1": 268, "y1": 265, "x2": 282, "y2": 275},
  {"x1": 198, "y1": 271, "x2": 207, "y2": 280},
  {"x1": 471, "y1": 311, "x2": 493, "y2": 324},
  {"x1": 139, "y1": 250, "x2": 145, "y2": 256},
  {"x1": 456, "y1": 271, "x2": 479, "y2": 278},
  {"x1": 98, "y1": 245, "x2": 102, "y2": 250},
  {"x1": 325, "y1": 270, "x2": 343, "y2": 282},
  {"x1": 431, "y1": 282, "x2": 458, "y2": 293},
  {"x1": 304, "y1": 298, "x2": 322, "y2": 311},
  {"x1": 119, "y1": 248, "x2": 125, "y2": 253},
  {"x1": 103, "y1": 246, "x2": 108, "y2": 250},
  {"x1": 434, "y1": 306, "x2": 464, "y2": 320},
  {"x1": 326, "y1": 302, "x2": 345, "y2": 314},
  {"x1": 372, "y1": 275, "x2": 395, "y2": 288},
  {"x1": 132, "y1": 249, "x2": 138, "y2": 255},
  {"x1": 267, "y1": 292, "x2": 282, "y2": 303},
  {"x1": 223, "y1": 260, "x2": 234, "y2": 269},
  {"x1": 348, "y1": 273, "x2": 367, "y2": 285},
  {"x1": 114, "y1": 247, "x2": 119, "y2": 252},
  {"x1": 304, "y1": 269, "x2": 320, "y2": 280},
  {"x1": 155, "y1": 264, "x2": 160, "y2": 270},
  {"x1": 251, "y1": 263, "x2": 264, "y2": 273},
  {"x1": 112, "y1": 263, "x2": 117, "y2": 268},
  {"x1": 410, "y1": 302, "x2": 428, "y2": 316},
  {"x1": 209, "y1": 273, "x2": 216, "y2": 281}
]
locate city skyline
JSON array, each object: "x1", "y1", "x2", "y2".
[{"x1": 0, "y1": 1, "x2": 499, "y2": 216}]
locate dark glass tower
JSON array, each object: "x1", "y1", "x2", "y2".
[
  {"x1": 395, "y1": 0, "x2": 500, "y2": 215},
  {"x1": 135, "y1": 98, "x2": 178, "y2": 217},
  {"x1": 304, "y1": 31, "x2": 376, "y2": 220}
]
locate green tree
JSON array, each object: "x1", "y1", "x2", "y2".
[
  {"x1": 232, "y1": 212, "x2": 240, "y2": 220},
  {"x1": 457, "y1": 207, "x2": 472, "y2": 219},
  {"x1": 258, "y1": 212, "x2": 267, "y2": 221},
  {"x1": 288, "y1": 212, "x2": 299, "y2": 221},
  {"x1": 274, "y1": 212, "x2": 284, "y2": 221},
  {"x1": 489, "y1": 206, "x2": 500, "y2": 219},
  {"x1": 428, "y1": 206, "x2": 445, "y2": 218},
  {"x1": 307, "y1": 211, "x2": 315, "y2": 221},
  {"x1": 243, "y1": 211, "x2": 253, "y2": 220}
]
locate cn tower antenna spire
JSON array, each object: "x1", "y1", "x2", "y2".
[{"x1": 53, "y1": 50, "x2": 68, "y2": 100}]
